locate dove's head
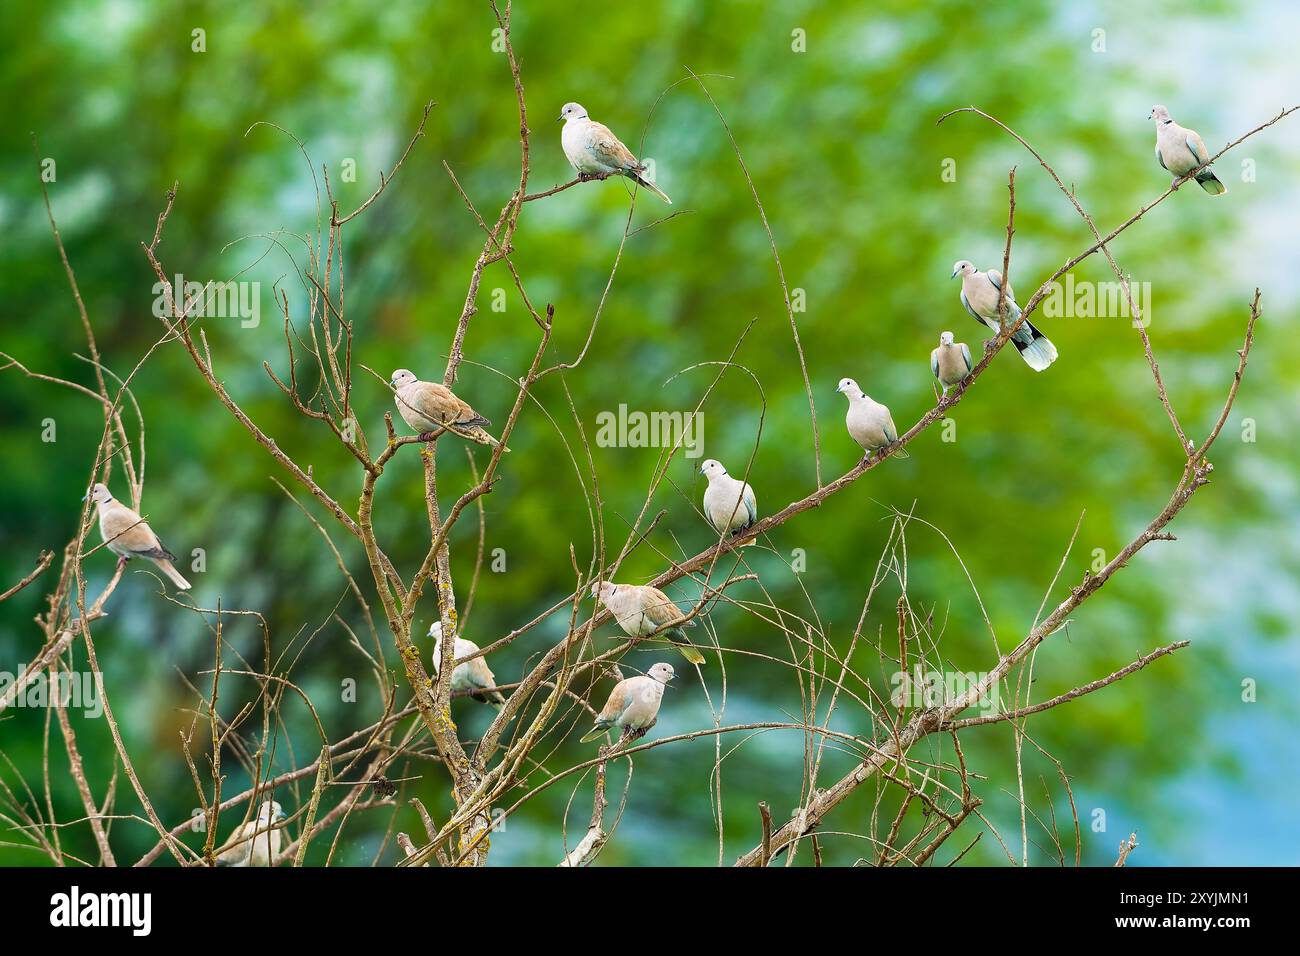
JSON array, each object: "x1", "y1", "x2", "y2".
[
  {"x1": 1149, "y1": 105, "x2": 1171, "y2": 123},
  {"x1": 558, "y1": 102, "x2": 588, "y2": 123},
  {"x1": 257, "y1": 800, "x2": 285, "y2": 824},
  {"x1": 428, "y1": 621, "x2": 444, "y2": 640},
  {"x1": 836, "y1": 377, "x2": 864, "y2": 400},
  {"x1": 648, "y1": 662, "x2": 676, "y2": 685},
  {"x1": 591, "y1": 581, "x2": 617, "y2": 601},
  {"x1": 951, "y1": 260, "x2": 976, "y2": 280},
  {"x1": 939, "y1": 331, "x2": 955, "y2": 346},
  {"x1": 390, "y1": 369, "x2": 417, "y2": 389},
  {"x1": 86, "y1": 483, "x2": 113, "y2": 505},
  {"x1": 698, "y1": 459, "x2": 727, "y2": 480}
]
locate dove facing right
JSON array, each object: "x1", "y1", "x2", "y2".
[
  {"x1": 579, "y1": 662, "x2": 675, "y2": 744},
  {"x1": 215, "y1": 800, "x2": 286, "y2": 867}
]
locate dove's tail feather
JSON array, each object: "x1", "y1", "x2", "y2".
[
  {"x1": 580, "y1": 722, "x2": 612, "y2": 744},
  {"x1": 469, "y1": 428, "x2": 510, "y2": 452},
  {"x1": 1010, "y1": 321, "x2": 1059, "y2": 372},
  {"x1": 459, "y1": 414, "x2": 491, "y2": 429},
  {"x1": 152, "y1": 558, "x2": 192, "y2": 590},
  {"x1": 629, "y1": 172, "x2": 672, "y2": 204},
  {"x1": 669, "y1": 630, "x2": 706, "y2": 665},
  {"x1": 1196, "y1": 170, "x2": 1227, "y2": 195}
]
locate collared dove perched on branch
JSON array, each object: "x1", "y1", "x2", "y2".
[
  {"x1": 215, "y1": 800, "x2": 286, "y2": 867},
  {"x1": 836, "y1": 378, "x2": 907, "y2": 461},
  {"x1": 579, "y1": 662, "x2": 676, "y2": 743},
  {"x1": 699, "y1": 459, "x2": 757, "y2": 541},
  {"x1": 429, "y1": 622, "x2": 506, "y2": 705},
  {"x1": 952, "y1": 261, "x2": 1058, "y2": 371},
  {"x1": 1150, "y1": 105, "x2": 1226, "y2": 195},
  {"x1": 558, "y1": 102, "x2": 672, "y2": 203},
  {"x1": 931, "y1": 331, "x2": 973, "y2": 399},
  {"x1": 590, "y1": 582, "x2": 706, "y2": 665},
  {"x1": 390, "y1": 369, "x2": 505, "y2": 449},
  {"x1": 86, "y1": 483, "x2": 191, "y2": 590}
]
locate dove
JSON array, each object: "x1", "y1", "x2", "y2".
[
  {"x1": 85, "y1": 483, "x2": 191, "y2": 590},
  {"x1": 390, "y1": 369, "x2": 505, "y2": 449},
  {"x1": 952, "y1": 261, "x2": 1058, "y2": 371},
  {"x1": 836, "y1": 378, "x2": 907, "y2": 461},
  {"x1": 215, "y1": 800, "x2": 286, "y2": 867},
  {"x1": 579, "y1": 662, "x2": 675, "y2": 743},
  {"x1": 931, "y1": 331, "x2": 973, "y2": 400},
  {"x1": 590, "y1": 582, "x2": 706, "y2": 665},
  {"x1": 429, "y1": 622, "x2": 506, "y2": 704},
  {"x1": 699, "y1": 459, "x2": 757, "y2": 540},
  {"x1": 1150, "y1": 105, "x2": 1226, "y2": 195},
  {"x1": 558, "y1": 102, "x2": 672, "y2": 203}
]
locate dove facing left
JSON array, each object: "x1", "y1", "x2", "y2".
[
  {"x1": 559, "y1": 101, "x2": 672, "y2": 203},
  {"x1": 86, "y1": 483, "x2": 191, "y2": 590}
]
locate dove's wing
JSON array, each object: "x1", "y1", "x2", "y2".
[{"x1": 586, "y1": 121, "x2": 641, "y2": 172}]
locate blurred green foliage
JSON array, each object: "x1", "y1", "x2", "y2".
[{"x1": 1, "y1": 0, "x2": 1297, "y2": 866}]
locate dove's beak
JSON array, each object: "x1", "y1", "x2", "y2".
[
  {"x1": 557, "y1": 114, "x2": 564, "y2": 122},
  {"x1": 81, "y1": 492, "x2": 88, "y2": 502},
  {"x1": 950, "y1": 269, "x2": 958, "y2": 279}
]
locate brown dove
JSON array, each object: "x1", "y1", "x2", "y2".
[
  {"x1": 87, "y1": 483, "x2": 191, "y2": 590},
  {"x1": 591, "y1": 582, "x2": 706, "y2": 665},
  {"x1": 579, "y1": 662, "x2": 675, "y2": 743},
  {"x1": 390, "y1": 369, "x2": 504, "y2": 449}
]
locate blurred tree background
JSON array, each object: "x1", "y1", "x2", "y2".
[{"x1": 1, "y1": 0, "x2": 1297, "y2": 866}]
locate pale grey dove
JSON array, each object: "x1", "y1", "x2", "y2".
[
  {"x1": 1150, "y1": 105, "x2": 1226, "y2": 195},
  {"x1": 559, "y1": 102, "x2": 671, "y2": 203},
  {"x1": 931, "y1": 331, "x2": 973, "y2": 399},
  {"x1": 86, "y1": 483, "x2": 191, "y2": 590},
  {"x1": 699, "y1": 459, "x2": 757, "y2": 540},
  {"x1": 836, "y1": 378, "x2": 907, "y2": 460},
  {"x1": 429, "y1": 622, "x2": 505, "y2": 705},
  {"x1": 952, "y1": 260, "x2": 1058, "y2": 371},
  {"x1": 215, "y1": 799, "x2": 285, "y2": 867}
]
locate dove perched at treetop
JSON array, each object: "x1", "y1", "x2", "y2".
[
  {"x1": 952, "y1": 261, "x2": 1058, "y2": 371},
  {"x1": 215, "y1": 800, "x2": 286, "y2": 867},
  {"x1": 931, "y1": 331, "x2": 973, "y2": 400},
  {"x1": 390, "y1": 369, "x2": 505, "y2": 449},
  {"x1": 429, "y1": 622, "x2": 506, "y2": 705},
  {"x1": 1150, "y1": 105, "x2": 1226, "y2": 196},
  {"x1": 85, "y1": 483, "x2": 191, "y2": 590},
  {"x1": 836, "y1": 378, "x2": 907, "y2": 461},
  {"x1": 699, "y1": 459, "x2": 757, "y2": 541},
  {"x1": 579, "y1": 662, "x2": 676, "y2": 744},
  {"x1": 590, "y1": 582, "x2": 706, "y2": 665},
  {"x1": 559, "y1": 102, "x2": 672, "y2": 203}
]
